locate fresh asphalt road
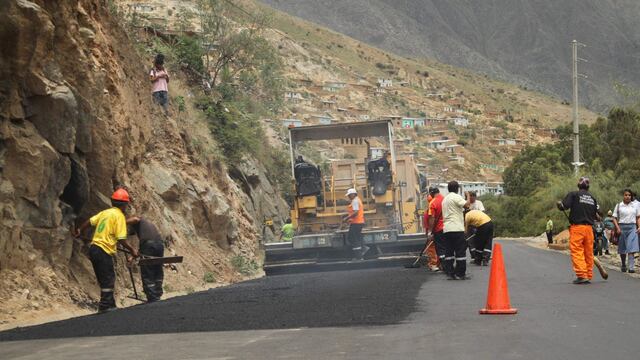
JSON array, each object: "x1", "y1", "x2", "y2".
[{"x1": 1, "y1": 240, "x2": 639, "y2": 359}]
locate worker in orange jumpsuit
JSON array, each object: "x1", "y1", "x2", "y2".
[
  {"x1": 557, "y1": 177, "x2": 599, "y2": 284},
  {"x1": 343, "y1": 188, "x2": 367, "y2": 260},
  {"x1": 422, "y1": 193, "x2": 439, "y2": 270},
  {"x1": 425, "y1": 187, "x2": 445, "y2": 271}
]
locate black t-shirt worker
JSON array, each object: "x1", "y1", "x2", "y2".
[
  {"x1": 127, "y1": 216, "x2": 165, "y2": 302},
  {"x1": 557, "y1": 177, "x2": 599, "y2": 284}
]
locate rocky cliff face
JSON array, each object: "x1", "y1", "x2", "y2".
[{"x1": 0, "y1": 0, "x2": 287, "y2": 324}]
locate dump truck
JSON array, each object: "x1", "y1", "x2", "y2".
[{"x1": 264, "y1": 120, "x2": 427, "y2": 268}]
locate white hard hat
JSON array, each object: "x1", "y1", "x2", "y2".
[{"x1": 346, "y1": 188, "x2": 357, "y2": 196}]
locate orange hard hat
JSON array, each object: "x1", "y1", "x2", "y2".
[{"x1": 111, "y1": 188, "x2": 130, "y2": 202}]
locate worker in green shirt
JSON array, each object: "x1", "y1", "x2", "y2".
[
  {"x1": 546, "y1": 215, "x2": 554, "y2": 244},
  {"x1": 280, "y1": 218, "x2": 295, "y2": 242}
]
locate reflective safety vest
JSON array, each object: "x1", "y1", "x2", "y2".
[{"x1": 348, "y1": 197, "x2": 365, "y2": 224}]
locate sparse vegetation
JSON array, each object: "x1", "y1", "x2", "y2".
[
  {"x1": 231, "y1": 255, "x2": 259, "y2": 275},
  {"x1": 203, "y1": 272, "x2": 216, "y2": 283}
]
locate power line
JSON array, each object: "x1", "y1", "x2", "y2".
[{"x1": 584, "y1": 44, "x2": 640, "y2": 61}]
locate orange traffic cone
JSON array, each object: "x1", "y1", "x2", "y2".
[{"x1": 479, "y1": 243, "x2": 517, "y2": 315}]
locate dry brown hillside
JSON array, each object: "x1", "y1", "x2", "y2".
[
  {"x1": 0, "y1": 0, "x2": 287, "y2": 328},
  {"x1": 247, "y1": 0, "x2": 599, "y2": 183}
]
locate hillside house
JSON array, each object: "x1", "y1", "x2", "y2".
[
  {"x1": 426, "y1": 139, "x2": 452, "y2": 151},
  {"x1": 282, "y1": 119, "x2": 303, "y2": 128},
  {"x1": 401, "y1": 117, "x2": 425, "y2": 128},
  {"x1": 310, "y1": 114, "x2": 334, "y2": 125},
  {"x1": 425, "y1": 118, "x2": 449, "y2": 126},
  {"x1": 284, "y1": 92, "x2": 304, "y2": 103},
  {"x1": 380, "y1": 115, "x2": 402, "y2": 122},
  {"x1": 320, "y1": 99, "x2": 337, "y2": 109},
  {"x1": 375, "y1": 87, "x2": 387, "y2": 95},
  {"x1": 486, "y1": 182, "x2": 505, "y2": 195},
  {"x1": 293, "y1": 78, "x2": 313, "y2": 87},
  {"x1": 445, "y1": 144, "x2": 461, "y2": 154},
  {"x1": 323, "y1": 81, "x2": 346, "y2": 92},
  {"x1": 479, "y1": 163, "x2": 505, "y2": 172},
  {"x1": 493, "y1": 138, "x2": 518, "y2": 146},
  {"x1": 128, "y1": 3, "x2": 155, "y2": 12},
  {"x1": 459, "y1": 182, "x2": 488, "y2": 196},
  {"x1": 448, "y1": 155, "x2": 465, "y2": 165},
  {"x1": 377, "y1": 79, "x2": 393, "y2": 88},
  {"x1": 450, "y1": 117, "x2": 469, "y2": 127}
]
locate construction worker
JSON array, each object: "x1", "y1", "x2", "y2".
[
  {"x1": 73, "y1": 189, "x2": 139, "y2": 312},
  {"x1": 280, "y1": 218, "x2": 295, "y2": 242},
  {"x1": 465, "y1": 210, "x2": 494, "y2": 266},
  {"x1": 426, "y1": 186, "x2": 445, "y2": 271},
  {"x1": 557, "y1": 177, "x2": 599, "y2": 284},
  {"x1": 343, "y1": 188, "x2": 368, "y2": 260},
  {"x1": 126, "y1": 216, "x2": 164, "y2": 302},
  {"x1": 546, "y1": 215, "x2": 554, "y2": 245},
  {"x1": 468, "y1": 191, "x2": 485, "y2": 212},
  {"x1": 442, "y1": 181, "x2": 471, "y2": 280}
]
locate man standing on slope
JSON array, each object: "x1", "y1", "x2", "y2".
[
  {"x1": 557, "y1": 177, "x2": 599, "y2": 284},
  {"x1": 74, "y1": 189, "x2": 139, "y2": 312},
  {"x1": 343, "y1": 188, "x2": 368, "y2": 260},
  {"x1": 425, "y1": 187, "x2": 445, "y2": 271},
  {"x1": 442, "y1": 181, "x2": 471, "y2": 280}
]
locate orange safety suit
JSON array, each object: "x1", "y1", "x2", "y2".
[
  {"x1": 424, "y1": 196, "x2": 439, "y2": 269},
  {"x1": 569, "y1": 224, "x2": 594, "y2": 280},
  {"x1": 347, "y1": 197, "x2": 365, "y2": 224}
]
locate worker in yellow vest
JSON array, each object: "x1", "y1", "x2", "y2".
[
  {"x1": 74, "y1": 188, "x2": 139, "y2": 312},
  {"x1": 343, "y1": 188, "x2": 367, "y2": 260}
]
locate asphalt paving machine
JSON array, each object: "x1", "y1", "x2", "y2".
[{"x1": 264, "y1": 120, "x2": 426, "y2": 268}]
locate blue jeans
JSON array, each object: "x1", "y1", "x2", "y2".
[{"x1": 152, "y1": 91, "x2": 168, "y2": 111}]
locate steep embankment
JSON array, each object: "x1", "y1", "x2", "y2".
[{"x1": 0, "y1": 0, "x2": 287, "y2": 327}]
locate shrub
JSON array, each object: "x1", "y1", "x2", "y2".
[
  {"x1": 175, "y1": 35, "x2": 204, "y2": 74},
  {"x1": 203, "y1": 272, "x2": 216, "y2": 283},
  {"x1": 231, "y1": 255, "x2": 259, "y2": 275}
]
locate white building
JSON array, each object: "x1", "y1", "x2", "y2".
[
  {"x1": 427, "y1": 140, "x2": 452, "y2": 151},
  {"x1": 450, "y1": 117, "x2": 469, "y2": 127},
  {"x1": 377, "y1": 79, "x2": 393, "y2": 88}
]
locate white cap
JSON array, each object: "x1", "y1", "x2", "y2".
[{"x1": 346, "y1": 188, "x2": 357, "y2": 196}]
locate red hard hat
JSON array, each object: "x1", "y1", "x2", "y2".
[{"x1": 111, "y1": 188, "x2": 130, "y2": 202}]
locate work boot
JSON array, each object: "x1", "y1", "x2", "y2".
[
  {"x1": 361, "y1": 245, "x2": 370, "y2": 258},
  {"x1": 572, "y1": 277, "x2": 590, "y2": 284},
  {"x1": 629, "y1": 269, "x2": 636, "y2": 274}
]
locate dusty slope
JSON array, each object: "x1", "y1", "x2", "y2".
[
  {"x1": 0, "y1": 0, "x2": 287, "y2": 327},
  {"x1": 243, "y1": 0, "x2": 599, "y2": 182},
  {"x1": 261, "y1": 0, "x2": 640, "y2": 111}
]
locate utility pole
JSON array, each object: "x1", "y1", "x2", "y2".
[{"x1": 571, "y1": 40, "x2": 586, "y2": 176}]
